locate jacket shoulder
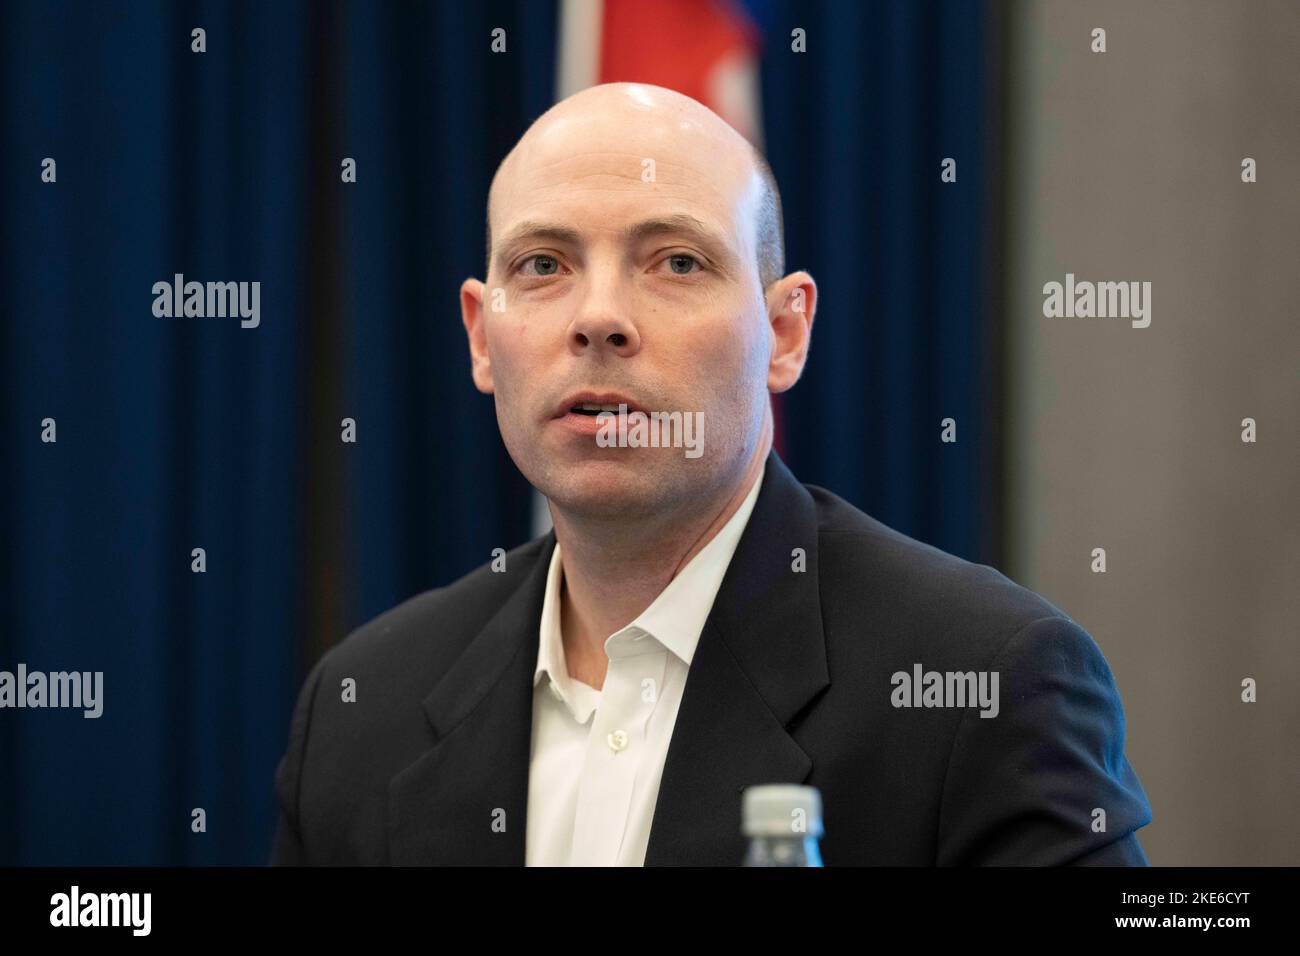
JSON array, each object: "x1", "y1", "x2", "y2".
[
  {"x1": 805, "y1": 483, "x2": 1074, "y2": 651},
  {"x1": 314, "y1": 534, "x2": 550, "y2": 686}
]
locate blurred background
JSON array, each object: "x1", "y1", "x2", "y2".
[{"x1": 1, "y1": 0, "x2": 1296, "y2": 865}]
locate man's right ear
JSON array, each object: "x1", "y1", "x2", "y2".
[{"x1": 459, "y1": 277, "x2": 494, "y2": 394}]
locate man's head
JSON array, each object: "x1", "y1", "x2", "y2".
[{"x1": 460, "y1": 82, "x2": 817, "y2": 522}]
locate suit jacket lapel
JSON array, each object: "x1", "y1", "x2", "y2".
[
  {"x1": 644, "y1": 451, "x2": 830, "y2": 865},
  {"x1": 387, "y1": 535, "x2": 553, "y2": 865}
]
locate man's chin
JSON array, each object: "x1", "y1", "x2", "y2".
[{"x1": 538, "y1": 456, "x2": 675, "y2": 519}]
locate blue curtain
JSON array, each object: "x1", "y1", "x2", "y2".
[
  {"x1": 330, "y1": 0, "x2": 553, "y2": 630},
  {"x1": 0, "y1": 0, "x2": 994, "y2": 864},
  {"x1": 757, "y1": 0, "x2": 999, "y2": 563},
  {"x1": 0, "y1": 0, "x2": 553, "y2": 865}
]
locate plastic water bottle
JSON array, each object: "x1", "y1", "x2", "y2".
[{"x1": 742, "y1": 784, "x2": 824, "y2": 866}]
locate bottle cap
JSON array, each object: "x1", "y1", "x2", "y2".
[{"x1": 742, "y1": 784, "x2": 823, "y2": 838}]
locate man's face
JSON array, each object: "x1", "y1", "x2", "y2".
[{"x1": 463, "y1": 89, "x2": 775, "y2": 520}]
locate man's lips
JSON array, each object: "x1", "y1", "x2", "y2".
[
  {"x1": 552, "y1": 391, "x2": 646, "y2": 419},
  {"x1": 552, "y1": 391, "x2": 648, "y2": 437}
]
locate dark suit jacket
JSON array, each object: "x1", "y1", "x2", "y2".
[{"x1": 270, "y1": 451, "x2": 1152, "y2": 865}]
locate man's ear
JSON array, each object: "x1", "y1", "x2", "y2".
[
  {"x1": 460, "y1": 277, "x2": 494, "y2": 394},
  {"x1": 767, "y1": 271, "x2": 817, "y2": 393}
]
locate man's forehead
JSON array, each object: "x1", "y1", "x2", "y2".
[
  {"x1": 504, "y1": 89, "x2": 750, "y2": 180},
  {"x1": 497, "y1": 124, "x2": 751, "y2": 203},
  {"x1": 490, "y1": 132, "x2": 760, "y2": 256}
]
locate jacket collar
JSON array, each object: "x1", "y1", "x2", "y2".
[{"x1": 388, "y1": 449, "x2": 828, "y2": 865}]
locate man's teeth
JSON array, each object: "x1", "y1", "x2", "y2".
[{"x1": 574, "y1": 403, "x2": 622, "y2": 413}]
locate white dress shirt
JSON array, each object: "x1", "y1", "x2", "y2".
[{"x1": 525, "y1": 463, "x2": 766, "y2": 866}]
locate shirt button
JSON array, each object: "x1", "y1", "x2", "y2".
[{"x1": 607, "y1": 730, "x2": 629, "y2": 752}]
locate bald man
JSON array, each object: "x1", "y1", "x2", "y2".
[{"x1": 270, "y1": 83, "x2": 1152, "y2": 866}]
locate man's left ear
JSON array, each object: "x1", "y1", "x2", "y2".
[{"x1": 767, "y1": 271, "x2": 817, "y2": 393}]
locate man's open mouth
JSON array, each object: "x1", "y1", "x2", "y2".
[{"x1": 569, "y1": 403, "x2": 624, "y2": 416}]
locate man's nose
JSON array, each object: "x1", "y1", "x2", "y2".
[{"x1": 566, "y1": 279, "x2": 641, "y2": 357}]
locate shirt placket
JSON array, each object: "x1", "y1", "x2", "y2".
[{"x1": 569, "y1": 629, "x2": 668, "y2": 865}]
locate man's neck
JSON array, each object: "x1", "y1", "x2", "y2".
[{"x1": 551, "y1": 440, "x2": 769, "y2": 690}]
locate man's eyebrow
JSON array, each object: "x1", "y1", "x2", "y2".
[
  {"x1": 493, "y1": 221, "x2": 583, "y2": 269},
  {"x1": 622, "y1": 214, "x2": 728, "y2": 249},
  {"x1": 625, "y1": 216, "x2": 742, "y2": 271}
]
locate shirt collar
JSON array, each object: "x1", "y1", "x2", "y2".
[{"x1": 533, "y1": 461, "x2": 766, "y2": 704}]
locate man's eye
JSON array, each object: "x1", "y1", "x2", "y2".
[
  {"x1": 520, "y1": 255, "x2": 561, "y2": 276},
  {"x1": 665, "y1": 254, "x2": 700, "y2": 275}
]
